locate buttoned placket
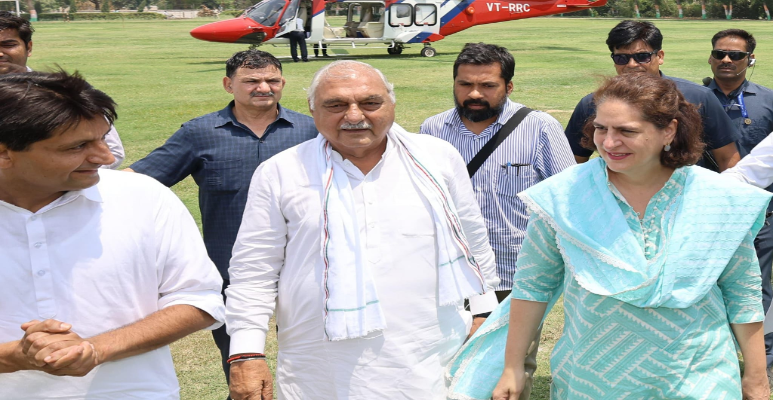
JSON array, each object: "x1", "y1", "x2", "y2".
[
  {"x1": 26, "y1": 213, "x2": 57, "y2": 319},
  {"x1": 361, "y1": 173, "x2": 382, "y2": 264},
  {"x1": 334, "y1": 154, "x2": 384, "y2": 265},
  {"x1": 8, "y1": 193, "x2": 86, "y2": 320},
  {"x1": 460, "y1": 122, "x2": 497, "y2": 193}
]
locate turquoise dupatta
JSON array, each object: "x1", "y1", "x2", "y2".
[{"x1": 446, "y1": 159, "x2": 772, "y2": 400}]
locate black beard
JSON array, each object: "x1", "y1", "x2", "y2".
[{"x1": 455, "y1": 96, "x2": 507, "y2": 123}]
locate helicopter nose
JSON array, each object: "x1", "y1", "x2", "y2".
[{"x1": 190, "y1": 18, "x2": 262, "y2": 43}]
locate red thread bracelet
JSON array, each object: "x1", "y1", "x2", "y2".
[{"x1": 227, "y1": 353, "x2": 266, "y2": 364}]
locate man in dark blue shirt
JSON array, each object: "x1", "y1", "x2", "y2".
[
  {"x1": 564, "y1": 20, "x2": 741, "y2": 172},
  {"x1": 705, "y1": 28, "x2": 773, "y2": 383},
  {"x1": 128, "y1": 50, "x2": 318, "y2": 386}
]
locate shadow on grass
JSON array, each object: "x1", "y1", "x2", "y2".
[
  {"x1": 514, "y1": 45, "x2": 586, "y2": 52},
  {"x1": 540, "y1": 46, "x2": 587, "y2": 52},
  {"x1": 186, "y1": 53, "x2": 432, "y2": 65},
  {"x1": 530, "y1": 375, "x2": 553, "y2": 400}
]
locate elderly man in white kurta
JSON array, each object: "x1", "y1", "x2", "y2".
[{"x1": 226, "y1": 60, "x2": 500, "y2": 399}]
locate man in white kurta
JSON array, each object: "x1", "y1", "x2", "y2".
[
  {"x1": 0, "y1": 71, "x2": 225, "y2": 399},
  {"x1": 226, "y1": 61, "x2": 499, "y2": 399}
]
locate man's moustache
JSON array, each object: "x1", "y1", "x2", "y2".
[
  {"x1": 340, "y1": 122, "x2": 373, "y2": 130},
  {"x1": 250, "y1": 91, "x2": 275, "y2": 97},
  {"x1": 463, "y1": 99, "x2": 491, "y2": 108}
]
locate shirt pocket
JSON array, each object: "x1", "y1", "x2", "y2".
[
  {"x1": 495, "y1": 164, "x2": 537, "y2": 196},
  {"x1": 203, "y1": 159, "x2": 242, "y2": 192},
  {"x1": 741, "y1": 124, "x2": 771, "y2": 152}
]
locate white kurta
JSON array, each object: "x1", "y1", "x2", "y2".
[
  {"x1": 227, "y1": 133, "x2": 499, "y2": 399},
  {"x1": 723, "y1": 131, "x2": 773, "y2": 189},
  {"x1": 0, "y1": 170, "x2": 225, "y2": 400}
]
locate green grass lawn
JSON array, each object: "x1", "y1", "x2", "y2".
[{"x1": 27, "y1": 16, "x2": 773, "y2": 399}]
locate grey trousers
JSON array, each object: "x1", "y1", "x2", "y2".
[{"x1": 496, "y1": 290, "x2": 542, "y2": 400}]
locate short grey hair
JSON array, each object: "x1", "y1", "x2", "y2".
[{"x1": 307, "y1": 60, "x2": 396, "y2": 110}]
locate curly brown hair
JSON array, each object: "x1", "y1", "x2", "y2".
[{"x1": 581, "y1": 73, "x2": 705, "y2": 169}]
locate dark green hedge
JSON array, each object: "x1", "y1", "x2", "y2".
[{"x1": 20, "y1": 12, "x2": 166, "y2": 20}]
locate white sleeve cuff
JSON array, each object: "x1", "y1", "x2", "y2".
[
  {"x1": 469, "y1": 291, "x2": 498, "y2": 315},
  {"x1": 720, "y1": 170, "x2": 750, "y2": 185},
  {"x1": 159, "y1": 290, "x2": 226, "y2": 331},
  {"x1": 229, "y1": 328, "x2": 268, "y2": 356}
]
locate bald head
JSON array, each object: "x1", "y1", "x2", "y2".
[{"x1": 307, "y1": 61, "x2": 395, "y2": 110}]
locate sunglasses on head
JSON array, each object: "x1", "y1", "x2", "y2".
[
  {"x1": 610, "y1": 51, "x2": 659, "y2": 66},
  {"x1": 711, "y1": 50, "x2": 750, "y2": 61}
]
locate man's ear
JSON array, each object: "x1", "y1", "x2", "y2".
[
  {"x1": 506, "y1": 81, "x2": 514, "y2": 96},
  {"x1": 26, "y1": 40, "x2": 32, "y2": 58},
  {"x1": 0, "y1": 144, "x2": 13, "y2": 169},
  {"x1": 223, "y1": 76, "x2": 233, "y2": 93}
]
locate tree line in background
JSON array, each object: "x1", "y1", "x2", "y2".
[
  {"x1": 0, "y1": 0, "x2": 771, "y2": 20},
  {"x1": 0, "y1": 0, "x2": 253, "y2": 13},
  {"x1": 570, "y1": 0, "x2": 771, "y2": 19}
]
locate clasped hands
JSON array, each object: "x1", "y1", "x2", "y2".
[{"x1": 16, "y1": 319, "x2": 99, "y2": 377}]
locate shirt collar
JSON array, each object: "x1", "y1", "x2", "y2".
[
  {"x1": 331, "y1": 133, "x2": 394, "y2": 180},
  {"x1": 76, "y1": 183, "x2": 104, "y2": 203},
  {"x1": 44, "y1": 183, "x2": 104, "y2": 211},
  {"x1": 216, "y1": 101, "x2": 295, "y2": 129},
  {"x1": 0, "y1": 181, "x2": 102, "y2": 215},
  {"x1": 739, "y1": 80, "x2": 756, "y2": 94},
  {"x1": 707, "y1": 78, "x2": 754, "y2": 97}
]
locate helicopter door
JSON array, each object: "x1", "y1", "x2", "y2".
[{"x1": 276, "y1": 0, "x2": 302, "y2": 37}]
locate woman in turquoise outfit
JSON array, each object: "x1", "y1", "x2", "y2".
[{"x1": 446, "y1": 73, "x2": 772, "y2": 400}]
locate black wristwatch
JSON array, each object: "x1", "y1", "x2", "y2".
[{"x1": 472, "y1": 312, "x2": 491, "y2": 319}]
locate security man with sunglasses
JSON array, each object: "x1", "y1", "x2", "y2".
[
  {"x1": 564, "y1": 20, "x2": 741, "y2": 172},
  {"x1": 706, "y1": 29, "x2": 773, "y2": 385}
]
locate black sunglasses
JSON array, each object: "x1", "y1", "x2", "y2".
[
  {"x1": 711, "y1": 50, "x2": 750, "y2": 61},
  {"x1": 610, "y1": 51, "x2": 659, "y2": 66}
]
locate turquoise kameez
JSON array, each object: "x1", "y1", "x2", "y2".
[{"x1": 447, "y1": 159, "x2": 770, "y2": 400}]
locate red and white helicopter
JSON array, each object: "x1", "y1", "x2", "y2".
[{"x1": 190, "y1": 0, "x2": 606, "y2": 57}]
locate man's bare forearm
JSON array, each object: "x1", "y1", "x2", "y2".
[
  {"x1": 712, "y1": 142, "x2": 741, "y2": 172},
  {"x1": 90, "y1": 305, "x2": 215, "y2": 364},
  {"x1": 0, "y1": 340, "x2": 25, "y2": 373}
]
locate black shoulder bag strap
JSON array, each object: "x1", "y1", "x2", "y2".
[{"x1": 466, "y1": 107, "x2": 533, "y2": 178}]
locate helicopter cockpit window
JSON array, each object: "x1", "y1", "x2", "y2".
[
  {"x1": 245, "y1": 0, "x2": 287, "y2": 27},
  {"x1": 388, "y1": 3, "x2": 412, "y2": 27},
  {"x1": 414, "y1": 4, "x2": 436, "y2": 26},
  {"x1": 279, "y1": 0, "x2": 300, "y2": 25}
]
